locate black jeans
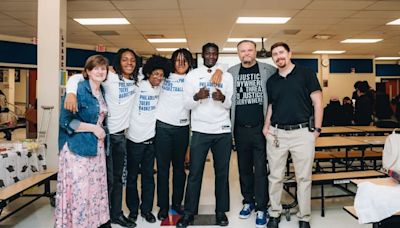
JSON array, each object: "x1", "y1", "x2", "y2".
[
  {"x1": 234, "y1": 124, "x2": 268, "y2": 211},
  {"x1": 126, "y1": 138, "x2": 155, "y2": 214},
  {"x1": 155, "y1": 121, "x2": 189, "y2": 210},
  {"x1": 107, "y1": 133, "x2": 127, "y2": 219},
  {"x1": 183, "y1": 132, "x2": 232, "y2": 215}
]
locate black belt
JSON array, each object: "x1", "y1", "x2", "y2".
[
  {"x1": 273, "y1": 122, "x2": 308, "y2": 131},
  {"x1": 140, "y1": 138, "x2": 154, "y2": 145},
  {"x1": 113, "y1": 129, "x2": 125, "y2": 135}
]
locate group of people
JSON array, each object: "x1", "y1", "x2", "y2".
[
  {"x1": 56, "y1": 40, "x2": 323, "y2": 228},
  {"x1": 324, "y1": 80, "x2": 400, "y2": 127},
  {"x1": 322, "y1": 96, "x2": 354, "y2": 126}
]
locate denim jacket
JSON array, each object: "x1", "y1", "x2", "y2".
[{"x1": 58, "y1": 80, "x2": 109, "y2": 157}]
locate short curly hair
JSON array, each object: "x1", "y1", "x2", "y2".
[{"x1": 142, "y1": 55, "x2": 172, "y2": 80}]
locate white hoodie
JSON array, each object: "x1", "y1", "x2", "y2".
[{"x1": 184, "y1": 65, "x2": 233, "y2": 134}]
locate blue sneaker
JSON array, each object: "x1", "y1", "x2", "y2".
[
  {"x1": 239, "y1": 203, "x2": 255, "y2": 219},
  {"x1": 255, "y1": 211, "x2": 267, "y2": 228}
]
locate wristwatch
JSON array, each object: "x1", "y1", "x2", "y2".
[{"x1": 314, "y1": 128, "x2": 322, "y2": 133}]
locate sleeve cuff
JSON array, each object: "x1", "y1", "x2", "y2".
[{"x1": 66, "y1": 119, "x2": 81, "y2": 134}]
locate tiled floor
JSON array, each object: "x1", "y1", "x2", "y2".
[{"x1": 0, "y1": 129, "x2": 369, "y2": 227}]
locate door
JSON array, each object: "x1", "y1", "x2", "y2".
[{"x1": 26, "y1": 69, "x2": 37, "y2": 138}]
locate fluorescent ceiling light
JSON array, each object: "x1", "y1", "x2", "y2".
[
  {"x1": 313, "y1": 50, "x2": 346, "y2": 54},
  {"x1": 341, "y1": 39, "x2": 383, "y2": 43},
  {"x1": 156, "y1": 48, "x2": 180, "y2": 52},
  {"x1": 227, "y1": 38, "x2": 263, "y2": 42},
  {"x1": 236, "y1": 17, "x2": 291, "y2": 24},
  {"x1": 74, "y1": 18, "x2": 130, "y2": 25},
  {"x1": 374, "y1": 57, "x2": 400, "y2": 60},
  {"x1": 386, "y1": 19, "x2": 400, "y2": 25},
  {"x1": 148, "y1": 38, "x2": 187, "y2": 43},
  {"x1": 222, "y1": 48, "x2": 238, "y2": 52}
]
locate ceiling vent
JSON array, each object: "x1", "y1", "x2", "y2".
[
  {"x1": 93, "y1": 30, "x2": 120, "y2": 36},
  {"x1": 283, "y1": 29, "x2": 300, "y2": 35}
]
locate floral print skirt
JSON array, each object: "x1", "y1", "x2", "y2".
[{"x1": 54, "y1": 143, "x2": 109, "y2": 228}]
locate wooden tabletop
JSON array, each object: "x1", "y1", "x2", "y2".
[
  {"x1": 345, "y1": 136, "x2": 387, "y2": 146},
  {"x1": 345, "y1": 177, "x2": 400, "y2": 220},
  {"x1": 0, "y1": 169, "x2": 57, "y2": 200},
  {"x1": 351, "y1": 177, "x2": 398, "y2": 186},
  {"x1": 347, "y1": 126, "x2": 395, "y2": 133},
  {"x1": 343, "y1": 206, "x2": 358, "y2": 219},
  {"x1": 321, "y1": 126, "x2": 363, "y2": 135},
  {"x1": 316, "y1": 136, "x2": 387, "y2": 149},
  {"x1": 312, "y1": 170, "x2": 386, "y2": 181},
  {"x1": 316, "y1": 136, "x2": 369, "y2": 149}
]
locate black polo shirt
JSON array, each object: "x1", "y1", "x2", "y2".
[{"x1": 267, "y1": 64, "x2": 321, "y2": 125}]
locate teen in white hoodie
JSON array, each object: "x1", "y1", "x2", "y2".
[{"x1": 177, "y1": 43, "x2": 233, "y2": 228}]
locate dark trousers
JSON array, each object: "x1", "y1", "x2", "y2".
[
  {"x1": 234, "y1": 124, "x2": 268, "y2": 211},
  {"x1": 126, "y1": 138, "x2": 155, "y2": 214},
  {"x1": 183, "y1": 132, "x2": 232, "y2": 215},
  {"x1": 106, "y1": 133, "x2": 127, "y2": 219},
  {"x1": 155, "y1": 121, "x2": 189, "y2": 210}
]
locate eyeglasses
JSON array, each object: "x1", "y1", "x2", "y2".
[{"x1": 151, "y1": 73, "x2": 164, "y2": 78}]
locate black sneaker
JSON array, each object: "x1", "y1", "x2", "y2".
[
  {"x1": 299, "y1": 221, "x2": 311, "y2": 228},
  {"x1": 127, "y1": 213, "x2": 138, "y2": 223},
  {"x1": 216, "y1": 212, "x2": 229, "y2": 226},
  {"x1": 111, "y1": 214, "x2": 136, "y2": 227},
  {"x1": 141, "y1": 212, "x2": 156, "y2": 223},
  {"x1": 176, "y1": 214, "x2": 194, "y2": 228},
  {"x1": 98, "y1": 220, "x2": 112, "y2": 228},
  {"x1": 267, "y1": 216, "x2": 280, "y2": 228},
  {"x1": 157, "y1": 208, "x2": 169, "y2": 221}
]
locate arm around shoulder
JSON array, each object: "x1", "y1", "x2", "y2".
[
  {"x1": 66, "y1": 74, "x2": 84, "y2": 94},
  {"x1": 183, "y1": 73, "x2": 199, "y2": 110},
  {"x1": 221, "y1": 72, "x2": 234, "y2": 109}
]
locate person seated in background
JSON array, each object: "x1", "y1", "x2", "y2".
[
  {"x1": 352, "y1": 81, "x2": 361, "y2": 101},
  {"x1": 354, "y1": 82, "x2": 374, "y2": 126},
  {"x1": 0, "y1": 90, "x2": 8, "y2": 113},
  {"x1": 364, "y1": 80, "x2": 376, "y2": 105},
  {"x1": 392, "y1": 95, "x2": 400, "y2": 122},
  {"x1": 342, "y1": 97, "x2": 354, "y2": 125},
  {"x1": 375, "y1": 91, "x2": 393, "y2": 120},
  {"x1": 322, "y1": 96, "x2": 347, "y2": 126}
]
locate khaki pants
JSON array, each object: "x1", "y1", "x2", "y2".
[{"x1": 266, "y1": 127, "x2": 315, "y2": 222}]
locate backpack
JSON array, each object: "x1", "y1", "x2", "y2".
[{"x1": 382, "y1": 129, "x2": 400, "y2": 173}]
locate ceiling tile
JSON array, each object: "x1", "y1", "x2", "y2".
[
  {"x1": 306, "y1": 1, "x2": 376, "y2": 10},
  {"x1": 112, "y1": 0, "x2": 179, "y2": 10},
  {"x1": 68, "y1": 10, "x2": 123, "y2": 18},
  {"x1": 366, "y1": 1, "x2": 400, "y2": 10},
  {"x1": 67, "y1": 1, "x2": 116, "y2": 11},
  {"x1": 243, "y1": 0, "x2": 313, "y2": 10}
]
